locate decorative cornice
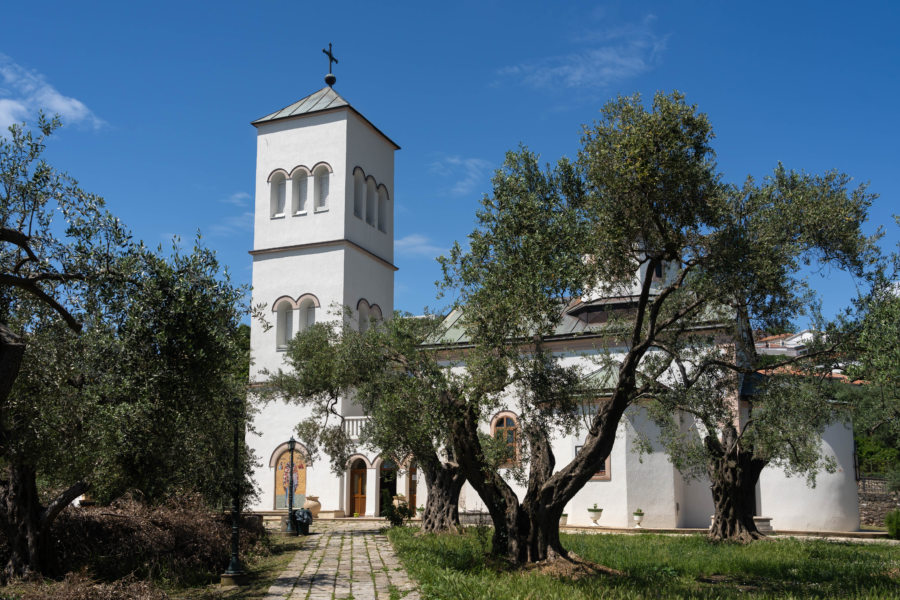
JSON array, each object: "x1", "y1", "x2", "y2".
[{"x1": 249, "y1": 238, "x2": 398, "y2": 272}]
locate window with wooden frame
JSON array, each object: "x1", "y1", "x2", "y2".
[
  {"x1": 574, "y1": 444, "x2": 611, "y2": 481},
  {"x1": 491, "y1": 412, "x2": 519, "y2": 467}
]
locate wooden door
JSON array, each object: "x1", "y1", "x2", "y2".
[{"x1": 350, "y1": 468, "x2": 366, "y2": 516}]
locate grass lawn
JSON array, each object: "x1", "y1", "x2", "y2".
[{"x1": 388, "y1": 527, "x2": 900, "y2": 599}]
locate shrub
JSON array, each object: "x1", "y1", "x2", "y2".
[
  {"x1": 886, "y1": 509, "x2": 900, "y2": 539},
  {"x1": 29, "y1": 494, "x2": 267, "y2": 584},
  {"x1": 380, "y1": 490, "x2": 414, "y2": 527}
]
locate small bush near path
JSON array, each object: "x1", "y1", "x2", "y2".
[{"x1": 388, "y1": 526, "x2": 900, "y2": 599}]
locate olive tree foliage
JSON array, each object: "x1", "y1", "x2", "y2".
[
  {"x1": 0, "y1": 116, "x2": 129, "y2": 579},
  {"x1": 642, "y1": 164, "x2": 879, "y2": 542},
  {"x1": 79, "y1": 244, "x2": 253, "y2": 506},
  {"x1": 848, "y1": 226, "x2": 900, "y2": 487},
  {"x1": 260, "y1": 313, "x2": 466, "y2": 532},
  {"x1": 436, "y1": 91, "x2": 879, "y2": 563},
  {"x1": 0, "y1": 118, "x2": 252, "y2": 579}
]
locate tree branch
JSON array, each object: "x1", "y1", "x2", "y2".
[
  {"x1": 41, "y1": 480, "x2": 89, "y2": 532},
  {"x1": 0, "y1": 227, "x2": 39, "y2": 265},
  {"x1": 0, "y1": 274, "x2": 82, "y2": 332}
]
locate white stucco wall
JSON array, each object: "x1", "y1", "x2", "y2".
[
  {"x1": 562, "y1": 421, "x2": 629, "y2": 527},
  {"x1": 254, "y1": 113, "x2": 348, "y2": 249},
  {"x1": 249, "y1": 248, "x2": 347, "y2": 380},
  {"x1": 342, "y1": 246, "x2": 394, "y2": 323},
  {"x1": 758, "y1": 420, "x2": 859, "y2": 531},
  {"x1": 345, "y1": 112, "x2": 395, "y2": 263}
]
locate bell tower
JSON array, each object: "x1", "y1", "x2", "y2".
[
  {"x1": 248, "y1": 73, "x2": 399, "y2": 381},
  {"x1": 245, "y1": 63, "x2": 400, "y2": 513}
]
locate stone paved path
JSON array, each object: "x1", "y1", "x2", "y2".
[{"x1": 262, "y1": 521, "x2": 420, "y2": 600}]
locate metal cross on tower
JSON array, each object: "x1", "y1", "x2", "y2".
[{"x1": 323, "y1": 43, "x2": 338, "y2": 86}]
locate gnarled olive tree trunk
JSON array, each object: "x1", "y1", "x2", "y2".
[
  {"x1": 448, "y1": 399, "x2": 625, "y2": 564},
  {"x1": 420, "y1": 460, "x2": 464, "y2": 533},
  {"x1": 706, "y1": 427, "x2": 767, "y2": 543}
]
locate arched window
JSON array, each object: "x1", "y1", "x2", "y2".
[
  {"x1": 298, "y1": 297, "x2": 316, "y2": 331},
  {"x1": 270, "y1": 172, "x2": 286, "y2": 217},
  {"x1": 292, "y1": 170, "x2": 308, "y2": 215},
  {"x1": 369, "y1": 304, "x2": 382, "y2": 328},
  {"x1": 358, "y1": 300, "x2": 370, "y2": 334},
  {"x1": 353, "y1": 169, "x2": 365, "y2": 219},
  {"x1": 314, "y1": 165, "x2": 330, "y2": 210},
  {"x1": 377, "y1": 188, "x2": 388, "y2": 233},
  {"x1": 491, "y1": 412, "x2": 519, "y2": 466},
  {"x1": 274, "y1": 299, "x2": 294, "y2": 350},
  {"x1": 365, "y1": 179, "x2": 376, "y2": 226}
]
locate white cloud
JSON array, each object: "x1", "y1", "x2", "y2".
[
  {"x1": 0, "y1": 54, "x2": 104, "y2": 131},
  {"x1": 207, "y1": 211, "x2": 253, "y2": 238},
  {"x1": 221, "y1": 191, "x2": 251, "y2": 207},
  {"x1": 0, "y1": 99, "x2": 27, "y2": 129},
  {"x1": 395, "y1": 234, "x2": 447, "y2": 258},
  {"x1": 428, "y1": 156, "x2": 492, "y2": 196},
  {"x1": 498, "y1": 16, "x2": 667, "y2": 90}
]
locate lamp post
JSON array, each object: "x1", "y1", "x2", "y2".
[
  {"x1": 286, "y1": 436, "x2": 297, "y2": 535},
  {"x1": 221, "y1": 396, "x2": 247, "y2": 586}
]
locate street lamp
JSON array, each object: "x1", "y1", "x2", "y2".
[
  {"x1": 221, "y1": 396, "x2": 247, "y2": 586},
  {"x1": 286, "y1": 436, "x2": 298, "y2": 535}
]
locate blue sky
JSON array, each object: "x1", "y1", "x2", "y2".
[{"x1": 2, "y1": 1, "x2": 898, "y2": 323}]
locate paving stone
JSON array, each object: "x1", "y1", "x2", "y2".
[{"x1": 264, "y1": 520, "x2": 419, "y2": 600}]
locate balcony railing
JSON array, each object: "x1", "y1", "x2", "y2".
[{"x1": 342, "y1": 416, "x2": 368, "y2": 440}]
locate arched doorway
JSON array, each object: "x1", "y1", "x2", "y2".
[
  {"x1": 350, "y1": 459, "x2": 367, "y2": 517},
  {"x1": 379, "y1": 459, "x2": 397, "y2": 515},
  {"x1": 274, "y1": 449, "x2": 306, "y2": 509}
]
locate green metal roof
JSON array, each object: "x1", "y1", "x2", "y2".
[
  {"x1": 252, "y1": 87, "x2": 350, "y2": 124},
  {"x1": 582, "y1": 366, "x2": 618, "y2": 390},
  {"x1": 425, "y1": 295, "x2": 731, "y2": 348}
]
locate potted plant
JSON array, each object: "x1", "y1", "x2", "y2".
[
  {"x1": 633, "y1": 508, "x2": 644, "y2": 528},
  {"x1": 587, "y1": 503, "x2": 603, "y2": 526},
  {"x1": 560, "y1": 513, "x2": 568, "y2": 526},
  {"x1": 417, "y1": 505, "x2": 425, "y2": 517},
  {"x1": 353, "y1": 512, "x2": 359, "y2": 518}
]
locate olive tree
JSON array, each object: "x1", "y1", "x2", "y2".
[
  {"x1": 0, "y1": 118, "x2": 251, "y2": 578},
  {"x1": 437, "y1": 91, "x2": 878, "y2": 561}
]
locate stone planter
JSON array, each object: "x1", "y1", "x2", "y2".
[
  {"x1": 587, "y1": 508, "x2": 603, "y2": 526},
  {"x1": 560, "y1": 514, "x2": 568, "y2": 526},
  {"x1": 633, "y1": 512, "x2": 644, "y2": 528},
  {"x1": 303, "y1": 495, "x2": 321, "y2": 517}
]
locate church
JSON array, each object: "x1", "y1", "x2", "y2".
[{"x1": 245, "y1": 70, "x2": 861, "y2": 532}]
